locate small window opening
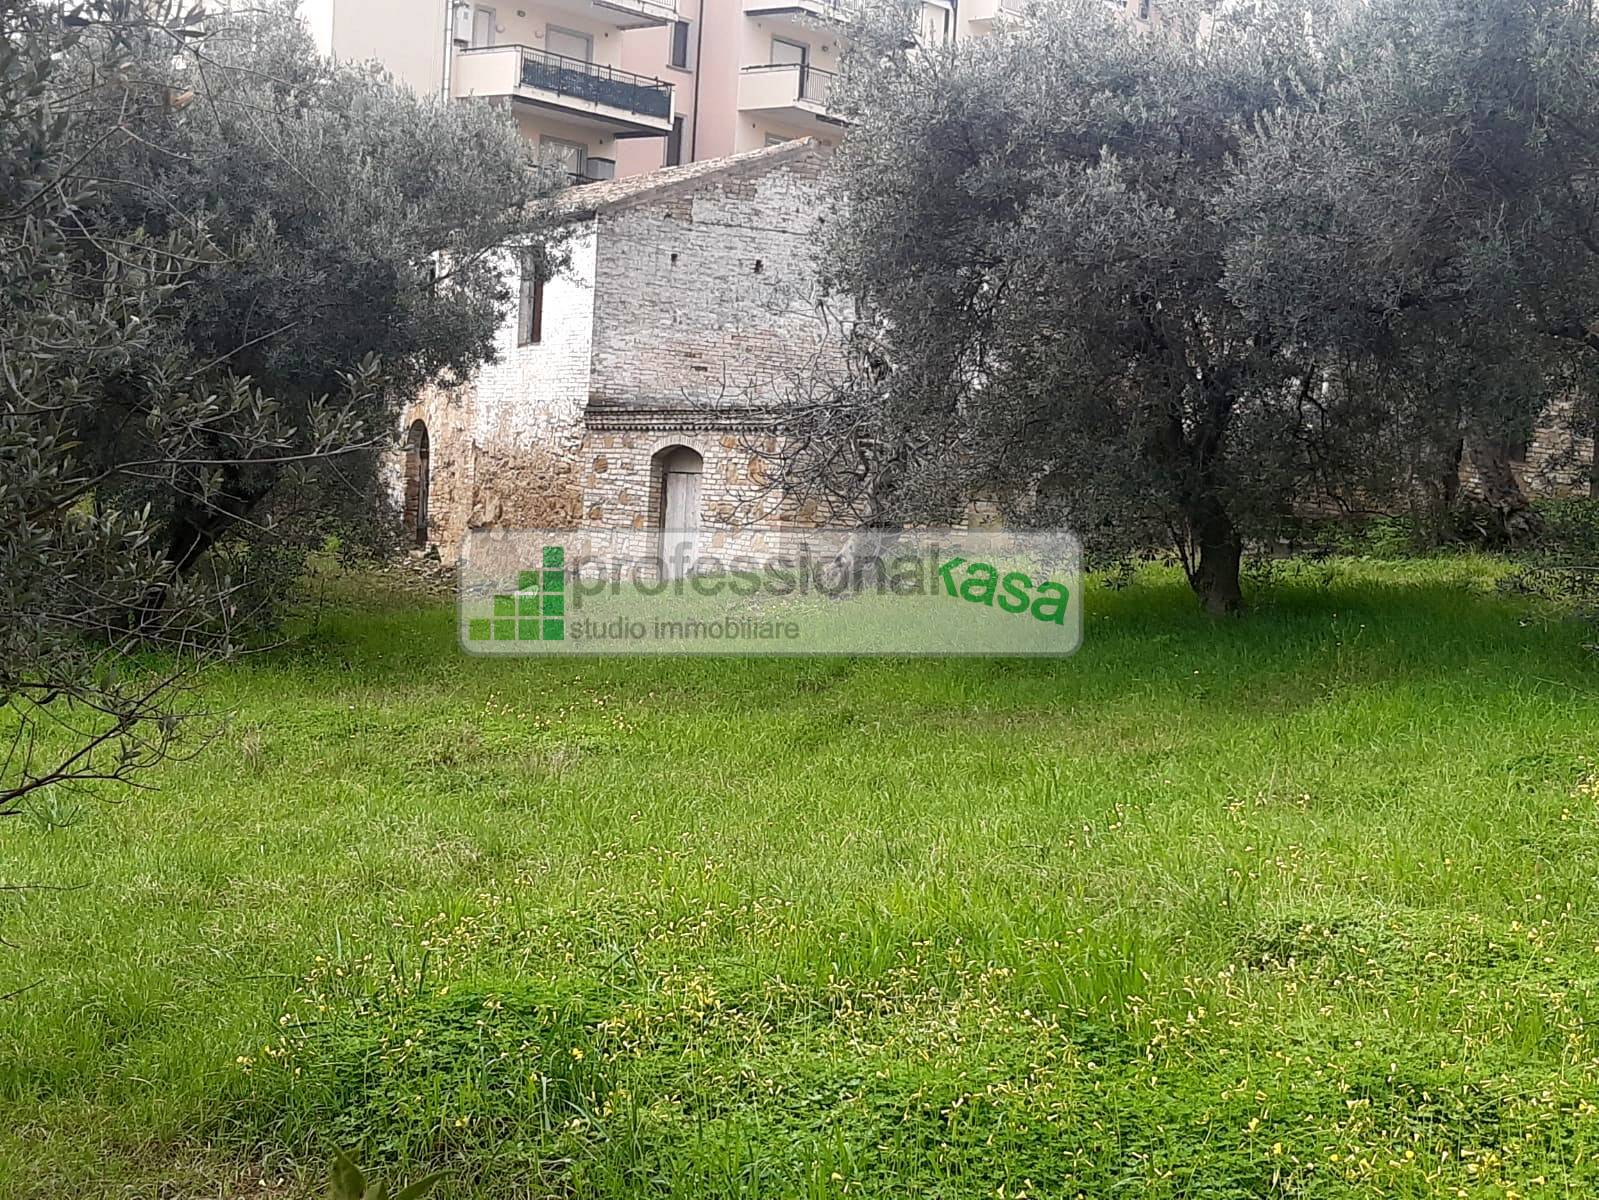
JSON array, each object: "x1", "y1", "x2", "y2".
[{"x1": 517, "y1": 255, "x2": 546, "y2": 346}]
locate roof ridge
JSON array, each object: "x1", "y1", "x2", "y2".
[{"x1": 551, "y1": 137, "x2": 827, "y2": 218}]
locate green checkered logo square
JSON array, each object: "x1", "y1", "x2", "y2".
[{"x1": 468, "y1": 545, "x2": 567, "y2": 646}]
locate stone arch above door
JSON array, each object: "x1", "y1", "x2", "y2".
[{"x1": 651, "y1": 444, "x2": 703, "y2": 580}]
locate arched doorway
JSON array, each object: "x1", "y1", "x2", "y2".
[
  {"x1": 402, "y1": 419, "x2": 430, "y2": 548},
  {"x1": 653, "y1": 445, "x2": 703, "y2": 580}
]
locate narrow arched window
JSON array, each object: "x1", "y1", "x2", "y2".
[{"x1": 402, "y1": 420, "x2": 430, "y2": 548}]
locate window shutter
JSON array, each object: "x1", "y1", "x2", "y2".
[
  {"x1": 666, "y1": 116, "x2": 685, "y2": 167},
  {"x1": 517, "y1": 258, "x2": 546, "y2": 346}
]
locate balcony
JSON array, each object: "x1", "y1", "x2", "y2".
[
  {"x1": 453, "y1": 46, "x2": 674, "y2": 135},
  {"x1": 737, "y1": 63, "x2": 845, "y2": 130},
  {"x1": 588, "y1": 0, "x2": 678, "y2": 27},
  {"x1": 740, "y1": 0, "x2": 853, "y2": 21},
  {"x1": 962, "y1": 0, "x2": 1024, "y2": 27}
]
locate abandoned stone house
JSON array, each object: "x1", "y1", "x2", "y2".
[{"x1": 395, "y1": 137, "x2": 844, "y2": 558}]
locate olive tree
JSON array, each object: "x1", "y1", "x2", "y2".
[
  {"x1": 811, "y1": 0, "x2": 1597, "y2": 612},
  {"x1": 1224, "y1": 0, "x2": 1599, "y2": 540},
  {"x1": 65, "y1": 1, "x2": 568, "y2": 610},
  {"x1": 2, "y1": 0, "x2": 562, "y2": 809}
]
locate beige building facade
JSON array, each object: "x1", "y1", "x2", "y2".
[
  {"x1": 300, "y1": 0, "x2": 1163, "y2": 182},
  {"x1": 301, "y1": 0, "x2": 681, "y2": 183},
  {"x1": 615, "y1": 0, "x2": 1163, "y2": 173}
]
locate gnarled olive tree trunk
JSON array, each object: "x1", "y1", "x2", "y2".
[
  {"x1": 1189, "y1": 503, "x2": 1245, "y2": 615},
  {"x1": 1463, "y1": 438, "x2": 1541, "y2": 545}
]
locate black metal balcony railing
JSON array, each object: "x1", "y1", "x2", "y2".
[
  {"x1": 742, "y1": 61, "x2": 836, "y2": 106},
  {"x1": 514, "y1": 48, "x2": 673, "y2": 120},
  {"x1": 597, "y1": 0, "x2": 681, "y2": 21},
  {"x1": 746, "y1": 0, "x2": 855, "y2": 18},
  {"x1": 549, "y1": 158, "x2": 618, "y2": 187}
]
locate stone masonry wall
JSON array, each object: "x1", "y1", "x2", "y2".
[
  {"x1": 577, "y1": 152, "x2": 845, "y2": 539},
  {"x1": 394, "y1": 380, "x2": 474, "y2": 552},
  {"x1": 588, "y1": 154, "x2": 842, "y2": 412},
  {"x1": 466, "y1": 233, "x2": 598, "y2": 535},
  {"x1": 1451, "y1": 394, "x2": 1594, "y2": 504},
  {"x1": 577, "y1": 429, "x2": 796, "y2": 531},
  {"x1": 395, "y1": 149, "x2": 850, "y2": 560},
  {"x1": 1522, "y1": 394, "x2": 1593, "y2": 496},
  {"x1": 395, "y1": 229, "x2": 600, "y2": 555}
]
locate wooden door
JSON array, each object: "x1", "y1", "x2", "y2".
[{"x1": 661, "y1": 463, "x2": 701, "y2": 580}]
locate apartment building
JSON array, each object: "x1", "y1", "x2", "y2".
[
  {"x1": 610, "y1": 0, "x2": 849, "y2": 173},
  {"x1": 614, "y1": 0, "x2": 1160, "y2": 173},
  {"x1": 299, "y1": 0, "x2": 682, "y2": 183},
  {"x1": 299, "y1": 0, "x2": 1158, "y2": 183}
]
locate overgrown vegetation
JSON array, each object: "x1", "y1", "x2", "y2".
[
  {"x1": 0, "y1": 0, "x2": 562, "y2": 808},
  {"x1": 2, "y1": 559, "x2": 1597, "y2": 1197},
  {"x1": 1501, "y1": 498, "x2": 1599, "y2": 619}
]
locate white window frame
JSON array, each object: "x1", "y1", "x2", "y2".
[
  {"x1": 471, "y1": 5, "x2": 496, "y2": 48},
  {"x1": 770, "y1": 35, "x2": 808, "y2": 67},
  {"x1": 539, "y1": 135, "x2": 589, "y2": 181},
  {"x1": 545, "y1": 24, "x2": 593, "y2": 64},
  {"x1": 669, "y1": 19, "x2": 692, "y2": 70}
]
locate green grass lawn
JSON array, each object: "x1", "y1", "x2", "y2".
[{"x1": 3, "y1": 557, "x2": 1599, "y2": 1198}]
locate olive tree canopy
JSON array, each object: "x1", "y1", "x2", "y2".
[
  {"x1": 806, "y1": 0, "x2": 1599, "y2": 612},
  {"x1": 2, "y1": 0, "x2": 564, "y2": 808}
]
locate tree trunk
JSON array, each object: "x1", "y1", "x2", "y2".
[
  {"x1": 136, "y1": 472, "x2": 270, "y2": 630},
  {"x1": 1186, "y1": 498, "x2": 1244, "y2": 616},
  {"x1": 1440, "y1": 434, "x2": 1464, "y2": 515},
  {"x1": 136, "y1": 508, "x2": 223, "y2": 632},
  {"x1": 830, "y1": 524, "x2": 904, "y2": 591},
  {"x1": 1153, "y1": 374, "x2": 1243, "y2": 615},
  {"x1": 1194, "y1": 535, "x2": 1243, "y2": 615},
  {"x1": 1411, "y1": 434, "x2": 1464, "y2": 548},
  {"x1": 1463, "y1": 438, "x2": 1541, "y2": 545}
]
